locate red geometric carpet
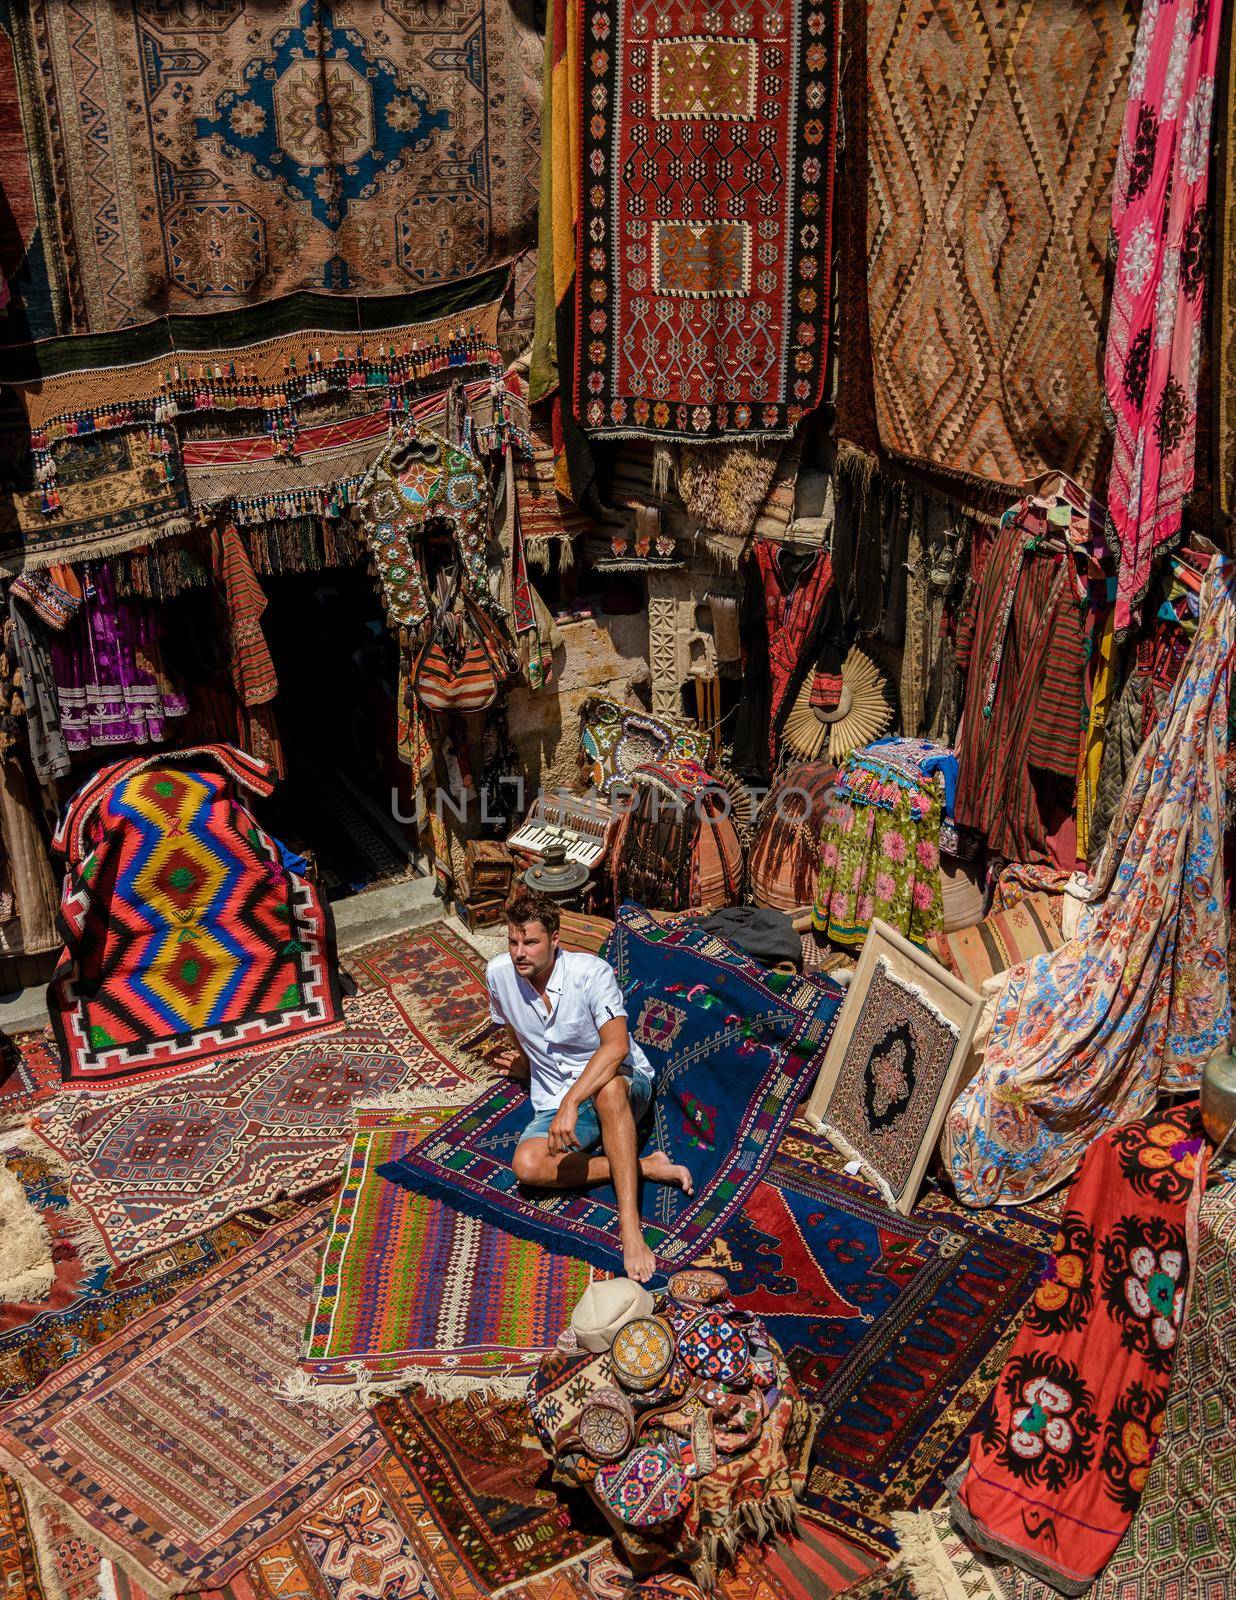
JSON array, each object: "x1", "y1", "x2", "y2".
[{"x1": 49, "y1": 746, "x2": 341, "y2": 1088}]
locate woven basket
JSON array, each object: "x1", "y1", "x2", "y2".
[{"x1": 939, "y1": 852, "x2": 985, "y2": 933}]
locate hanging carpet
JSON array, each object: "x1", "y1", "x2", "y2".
[
  {"x1": 47, "y1": 744, "x2": 341, "y2": 1087},
  {"x1": 1103, "y1": 0, "x2": 1225, "y2": 636},
  {"x1": 0, "y1": 428, "x2": 191, "y2": 576},
  {"x1": 8, "y1": 0, "x2": 540, "y2": 334},
  {"x1": 574, "y1": 0, "x2": 841, "y2": 442},
  {"x1": 378, "y1": 905, "x2": 842, "y2": 1273},
  {"x1": 863, "y1": 0, "x2": 1138, "y2": 491}
]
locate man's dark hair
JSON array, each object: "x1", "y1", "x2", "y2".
[{"x1": 505, "y1": 891, "x2": 561, "y2": 937}]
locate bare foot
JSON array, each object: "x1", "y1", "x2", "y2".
[
  {"x1": 642, "y1": 1149, "x2": 695, "y2": 1196},
  {"x1": 622, "y1": 1227, "x2": 658, "y2": 1283}
]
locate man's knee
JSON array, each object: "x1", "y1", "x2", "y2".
[
  {"x1": 594, "y1": 1076, "x2": 631, "y2": 1121},
  {"x1": 513, "y1": 1140, "x2": 546, "y2": 1184}
]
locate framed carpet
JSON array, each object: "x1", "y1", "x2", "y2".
[
  {"x1": 706, "y1": 1124, "x2": 1058, "y2": 1556},
  {"x1": 378, "y1": 906, "x2": 842, "y2": 1272},
  {"x1": 302, "y1": 1108, "x2": 592, "y2": 1394},
  {"x1": 801, "y1": 920, "x2": 979, "y2": 1214},
  {"x1": 0, "y1": 1203, "x2": 381, "y2": 1597},
  {"x1": 28, "y1": 984, "x2": 475, "y2": 1266}
]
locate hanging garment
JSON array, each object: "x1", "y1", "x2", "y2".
[
  {"x1": 951, "y1": 1103, "x2": 1204, "y2": 1594},
  {"x1": 812, "y1": 744, "x2": 946, "y2": 952},
  {"x1": 942, "y1": 561, "x2": 1233, "y2": 1207},
  {"x1": 216, "y1": 525, "x2": 284, "y2": 779},
  {"x1": 953, "y1": 506, "x2": 1087, "y2": 865},
  {"x1": 1088, "y1": 613, "x2": 1193, "y2": 862},
  {"x1": 7, "y1": 596, "x2": 70, "y2": 785},
  {"x1": 732, "y1": 540, "x2": 841, "y2": 778},
  {"x1": 1105, "y1": 0, "x2": 1224, "y2": 636},
  {"x1": 218, "y1": 525, "x2": 277, "y2": 709},
  {"x1": 0, "y1": 757, "x2": 59, "y2": 955},
  {"x1": 48, "y1": 561, "x2": 187, "y2": 752}
]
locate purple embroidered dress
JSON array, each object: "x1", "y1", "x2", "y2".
[{"x1": 49, "y1": 562, "x2": 188, "y2": 752}]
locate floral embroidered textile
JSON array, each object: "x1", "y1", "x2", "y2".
[
  {"x1": 1105, "y1": 0, "x2": 1224, "y2": 636},
  {"x1": 950, "y1": 1104, "x2": 1204, "y2": 1595},
  {"x1": 943, "y1": 562, "x2": 1233, "y2": 1206},
  {"x1": 812, "y1": 786, "x2": 944, "y2": 951}
]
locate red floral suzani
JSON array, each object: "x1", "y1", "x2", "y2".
[{"x1": 951, "y1": 1102, "x2": 1204, "y2": 1596}]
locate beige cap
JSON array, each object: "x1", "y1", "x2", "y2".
[{"x1": 570, "y1": 1278, "x2": 655, "y2": 1352}]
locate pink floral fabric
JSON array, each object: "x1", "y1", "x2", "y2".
[
  {"x1": 943, "y1": 562, "x2": 1233, "y2": 1207},
  {"x1": 812, "y1": 784, "x2": 944, "y2": 951},
  {"x1": 1106, "y1": 0, "x2": 1223, "y2": 638}
]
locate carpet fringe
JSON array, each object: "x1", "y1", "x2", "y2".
[
  {"x1": 691, "y1": 1493, "x2": 801, "y2": 1591},
  {"x1": 891, "y1": 1507, "x2": 1014, "y2": 1600},
  {"x1": 815, "y1": 1117, "x2": 900, "y2": 1219},
  {"x1": 0, "y1": 1164, "x2": 54, "y2": 1304},
  {"x1": 13, "y1": 1469, "x2": 178, "y2": 1600},
  {"x1": 284, "y1": 1363, "x2": 533, "y2": 1409},
  {"x1": 893, "y1": 1509, "x2": 955, "y2": 1600},
  {"x1": 355, "y1": 1075, "x2": 489, "y2": 1116}
]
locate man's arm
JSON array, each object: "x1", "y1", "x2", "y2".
[{"x1": 547, "y1": 1016, "x2": 630, "y2": 1156}]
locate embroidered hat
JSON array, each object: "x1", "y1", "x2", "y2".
[
  {"x1": 677, "y1": 1309, "x2": 751, "y2": 1385},
  {"x1": 577, "y1": 1387, "x2": 636, "y2": 1463},
  {"x1": 611, "y1": 1315, "x2": 676, "y2": 1393},
  {"x1": 666, "y1": 1268, "x2": 729, "y2": 1308},
  {"x1": 571, "y1": 1279, "x2": 656, "y2": 1353}
]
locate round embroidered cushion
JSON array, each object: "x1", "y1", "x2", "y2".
[
  {"x1": 611, "y1": 1315, "x2": 675, "y2": 1393},
  {"x1": 666, "y1": 1269, "x2": 729, "y2": 1308},
  {"x1": 677, "y1": 1309, "x2": 751, "y2": 1385},
  {"x1": 595, "y1": 1444, "x2": 692, "y2": 1528},
  {"x1": 577, "y1": 1388, "x2": 636, "y2": 1463}
]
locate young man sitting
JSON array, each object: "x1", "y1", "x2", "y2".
[{"x1": 486, "y1": 892, "x2": 692, "y2": 1282}]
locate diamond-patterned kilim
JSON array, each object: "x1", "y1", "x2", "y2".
[
  {"x1": 863, "y1": 0, "x2": 1138, "y2": 490},
  {"x1": 575, "y1": 0, "x2": 840, "y2": 442},
  {"x1": 48, "y1": 745, "x2": 341, "y2": 1087}
]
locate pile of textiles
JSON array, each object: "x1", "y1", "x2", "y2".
[
  {"x1": 812, "y1": 738, "x2": 956, "y2": 950},
  {"x1": 47, "y1": 743, "x2": 341, "y2": 1085},
  {"x1": 943, "y1": 560, "x2": 1233, "y2": 1206},
  {"x1": 529, "y1": 1269, "x2": 817, "y2": 1588},
  {"x1": 748, "y1": 762, "x2": 836, "y2": 915},
  {"x1": 953, "y1": 499, "x2": 1089, "y2": 867},
  {"x1": 610, "y1": 759, "x2": 744, "y2": 913}
]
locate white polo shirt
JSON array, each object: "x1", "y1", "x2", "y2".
[{"x1": 486, "y1": 950, "x2": 653, "y2": 1113}]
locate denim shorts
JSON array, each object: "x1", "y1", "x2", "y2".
[{"x1": 519, "y1": 1068, "x2": 654, "y2": 1150}]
